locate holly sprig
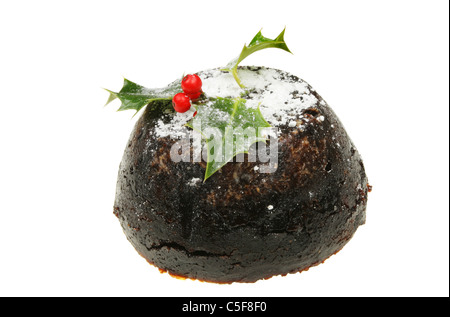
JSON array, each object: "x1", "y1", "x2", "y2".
[
  {"x1": 106, "y1": 28, "x2": 291, "y2": 114},
  {"x1": 106, "y1": 28, "x2": 291, "y2": 181},
  {"x1": 186, "y1": 97, "x2": 271, "y2": 181},
  {"x1": 104, "y1": 77, "x2": 183, "y2": 115},
  {"x1": 222, "y1": 28, "x2": 292, "y2": 88}
]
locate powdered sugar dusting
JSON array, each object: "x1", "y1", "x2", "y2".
[
  {"x1": 201, "y1": 67, "x2": 318, "y2": 126},
  {"x1": 187, "y1": 177, "x2": 202, "y2": 186},
  {"x1": 154, "y1": 107, "x2": 195, "y2": 138},
  {"x1": 154, "y1": 67, "x2": 320, "y2": 138}
]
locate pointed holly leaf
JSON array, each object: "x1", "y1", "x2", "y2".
[
  {"x1": 105, "y1": 77, "x2": 183, "y2": 114},
  {"x1": 186, "y1": 97, "x2": 271, "y2": 181},
  {"x1": 223, "y1": 28, "x2": 292, "y2": 88}
]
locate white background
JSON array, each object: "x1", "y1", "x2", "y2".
[{"x1": 0, "y1": 0, "x2": 448, "y2": 297}]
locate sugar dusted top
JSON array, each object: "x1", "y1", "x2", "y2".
[{"x1": 154, "y1": 67, "x2": 319, "y2": 138}]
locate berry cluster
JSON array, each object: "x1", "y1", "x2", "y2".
[{"x1": 172, "y1": 74, "x2": 203, "y2": 113}]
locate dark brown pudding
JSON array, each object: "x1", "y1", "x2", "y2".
[{"x1": 113, "y1": 67, "x2": 369, "y2": 283}]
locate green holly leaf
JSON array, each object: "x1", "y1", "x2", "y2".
[
  {"x1": 223, "y1": 28, "x2": 292, "y2": 88},
  {"x1": 187, "y1": 97, "x2": 271, "y2": 181},
  {"x1": 104, "y1": 77, "x2": 183, "y2": 114}
]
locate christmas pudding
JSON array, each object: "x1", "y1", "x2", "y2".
[{"x1": 106, "y1": 29, "x2": 370, "y2": 283}]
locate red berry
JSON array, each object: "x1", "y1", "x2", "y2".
[
  {"x1": 172, "y1": 93, "x2": 191, "y2": 113},
  {"x1": 186, "y1": 90, "x2": 202, "y2": 101},
  {"x1": 181, "y1": 74, "x2": 202, "y2": 94}
]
